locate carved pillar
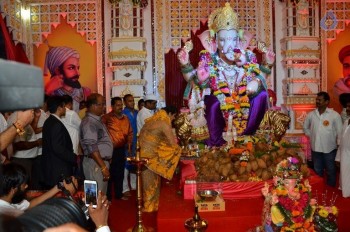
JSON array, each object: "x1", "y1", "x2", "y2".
[
  {"x1": 107, "y1": 0, "x2": 147, "y2": 108},
  {"x1": 280, "y1": 0, "x2": 320, "y2": 134}
]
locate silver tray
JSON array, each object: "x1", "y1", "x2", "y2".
[{"x1": 197, "y1": 190, "x2": 219, "y2": 201}]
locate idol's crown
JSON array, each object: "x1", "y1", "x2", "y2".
[{"x1": 208, "y1": 2, "x2": 239, "y2": 34}]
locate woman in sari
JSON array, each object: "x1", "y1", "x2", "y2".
[{"x1": 139, "y1": 106, "x2": 182, "y2": 212}]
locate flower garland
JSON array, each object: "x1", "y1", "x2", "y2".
[
  {"x1": 272, "y1": 184, "x2": 315, "y2": 231},
  {"x1": 263, "y1": 157, "x2": 317, "y2": 232},
  {"x1": 262, "y1": 156, "x2": 340, "y2": 232},
  {"x1": 198, "y1": 50, "x2": 250, "y2": 134}
]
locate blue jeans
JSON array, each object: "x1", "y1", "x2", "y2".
[{"x1": 312, "y1": 149, "x2": 337, "y2": 187}]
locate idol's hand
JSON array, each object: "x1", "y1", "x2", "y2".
[
  {"x1": 177, "y1": 48, "x2": 190, "y2": 66},
  {"x1": 239, "y1": 30, "x2": 254, "y2": 50},
  {"x1": 45, "y1": 74, "x2": 64, "y2": 95},
  {"x1": 271, "y1": 192, "x2": 279, "y2": 205},
  {"x1": 261, "y1": 182, "x2": 269, "y2": 197},
  {"x1": 265, "y1": 50, "x2": 275, "y2": 65}
]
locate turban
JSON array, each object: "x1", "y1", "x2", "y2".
[
  {"x1": 338, "y1": 45, "x2": 350, "y2": 63},
  {"x1": 44, "y1": 46, "x2": 80, "y2": 76}
]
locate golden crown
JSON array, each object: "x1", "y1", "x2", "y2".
[{"x1": 208, "y1": 2, "x2": 239, "y2": 34}]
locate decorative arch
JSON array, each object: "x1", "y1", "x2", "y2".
[
  {"x1": 27, "y1": 0, "x2": 99, "y2": 46},
  {"x1": 27, "y1": 0, "x2": 104, "y2": 94}
]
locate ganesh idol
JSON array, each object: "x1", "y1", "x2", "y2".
[{"x1": 177, "y1": 2, "x2": 275, "y2": 147}]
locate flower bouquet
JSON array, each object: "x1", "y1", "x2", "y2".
[
  {"x1": 314, "y1": 205, "x2": 338, "y2": 232},
  {"x1": 313, "y1": 192, "x2": 339, "y2": 232},
  {"x1": 261, "y1": 157, "x2": 317, "y2": 232}
]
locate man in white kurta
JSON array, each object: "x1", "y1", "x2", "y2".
[
  {"x1": 62, "y1": 95, "x2": 81, "y2": 155},
  {"x1": 336, "y1": 101, "x2": 350, "y2": 197},
  {"x1": 303, "y1": 92, "x2": 343, "y2": 187},
  {"x1": 136, "y1": 94, "x2": 158, "y2": 132},
  {"x1": 62, "y1": 107, "x2": 81, "y2": 155}
]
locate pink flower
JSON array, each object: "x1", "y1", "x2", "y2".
[
  {"x1": 310, "y1": 198, "x2": 317, "y2": 206},
  {"x1": 291, "y1": 157, "x2": 299, "y2": 164}
]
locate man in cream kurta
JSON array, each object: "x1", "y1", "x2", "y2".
[
  {"x1": 136, "y1": 94, "x2": 158, "y2": 132},
  {"x1": 303, "y1": 92, "x2": 342, "y2": 187},
  {"x1": 336, "y1": 100, "x2": 350, "y2": 197}
]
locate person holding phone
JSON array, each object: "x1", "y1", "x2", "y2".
[
  {"x1": 84, "y1": 180, "x2": 98, "y2": 208},
  {"x1": 43, "y1": 191, "x2": 111, "y2": 232}
]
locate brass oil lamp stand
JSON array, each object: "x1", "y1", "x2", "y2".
[
  {"x1": 184, "y1": 205, "x2": 208, "y2": 232},
  {"x1": 126, "y1": 147, "x2": 153, "y2": 232}
]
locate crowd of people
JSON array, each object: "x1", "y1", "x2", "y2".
[
  {"x1": 1, "y1": 3, "x2": 350, "y2": 231},
  {"x1": 0, "y1": 87, "x2": 183, "y2": 230},
  {"x1": 0, "y1": 43, "x2": 179, "y2": 230},
  {"x1": 303, "y1": 44, "x2": 350, "y2": 198}
]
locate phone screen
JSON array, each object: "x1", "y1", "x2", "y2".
[{"x1": 84, "y1": 180, "x2": 97, "y2": 208}]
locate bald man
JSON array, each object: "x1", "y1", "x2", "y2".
[{"x1": 44, "y1": 46, "x2": 91, "y2": 112}]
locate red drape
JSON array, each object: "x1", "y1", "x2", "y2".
[
  {"x1": 0, "y1": 16, "x2": 29, "y2": 63},
  {"x1": 180, "y1": 160, "x2": 325, "y2": 200},
  {"x1": 164, "y1": 21, "x2": 208, "y2": 109},
  {"x1": 0, "y1": 16, "x2": 16, "y2": 60},
  {"x1": 15, "y1": 43, "x2": 30, "y2": 64}
]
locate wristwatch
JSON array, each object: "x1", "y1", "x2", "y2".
[{"x1": 13, "y1": 122, "x2": 25, "y2": 136}]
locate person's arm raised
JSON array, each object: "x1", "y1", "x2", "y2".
[
  {"x1": 0, "y1": 110, "x2": 34, "y2": 151},
  {"x1": 88, "y1": 191, "x2": 110, "y2": 232}
]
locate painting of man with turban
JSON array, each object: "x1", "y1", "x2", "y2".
[
  {"x1": 334, "y1": 45, "x2": 350, "y2": 122},
  {"x1": 44, "y1": 46, "x2": 91, "y2": 112}
]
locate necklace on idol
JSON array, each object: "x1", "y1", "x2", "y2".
[{"x1": 218, "y1": 58, "x2": 236, "y2": 72}]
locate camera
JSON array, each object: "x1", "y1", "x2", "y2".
[
  {"x1": 0, "y1": 59, "x2": 44, "y2": 111},
  {"x1": 17, "y1": 198, "x2": 89, "y2": 232},
  {"x1": 56, "y1": 175, "x2": 90, "y2": 220}
]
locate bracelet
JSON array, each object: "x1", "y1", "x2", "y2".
[
  {"x1": 13, "y1": 122, "x2": 25, "y2": 136},
  {"x1": 259, "y1": 65, "x2": 271, "y2": 75},
  {"x1": 101, "y1": 166, "x2": 107, "y2": 172},
  {"x1": 181, "y1": 63, "x2": 194, "y2": 74},
  {"x1": 96, "y1": 224, "x2": 107, "y2": 231}
]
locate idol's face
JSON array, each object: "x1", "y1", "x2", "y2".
[
  {"x1": 61, "y1": 57, "x2": 81, "y2": 89},
  {"x1": 217, "y1": 29, "x2": 239, "y2": 61}
]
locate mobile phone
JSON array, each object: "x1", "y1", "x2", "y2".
[{"x1": 84, "y1": 180, "x2": 98, "y2": 208}]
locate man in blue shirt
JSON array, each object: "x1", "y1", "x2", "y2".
[{"x1": 122, "y1": 94, "x2": 138, "y2": 196}]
